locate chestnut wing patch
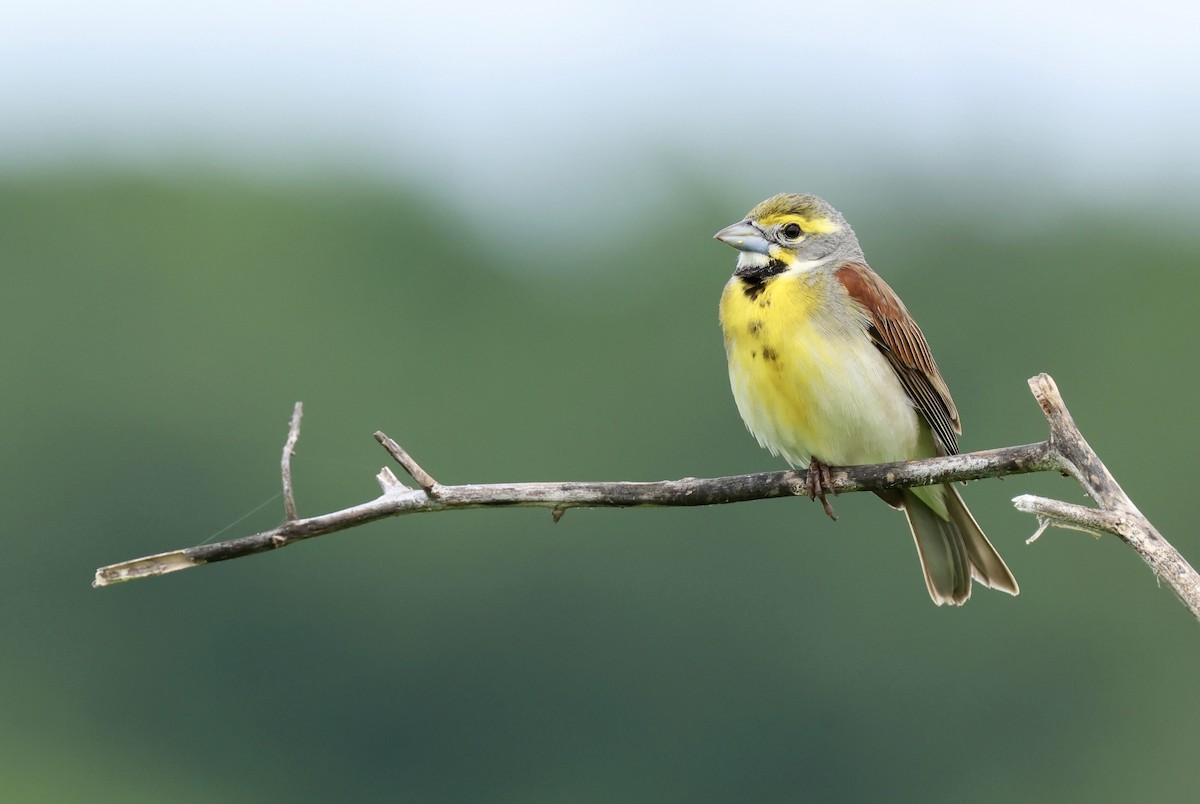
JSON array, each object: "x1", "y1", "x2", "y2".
[{"x1": 835, "y1": 262, "x2": 961, "y2": 455}]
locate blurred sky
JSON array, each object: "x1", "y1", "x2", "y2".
[{"x1": 5, "y1": 0, "x2": 1200, "y2": 229}]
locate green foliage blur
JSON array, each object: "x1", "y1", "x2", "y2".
[{"x1": 5, "y1": 168, "x2": 1200, "y2": 802}]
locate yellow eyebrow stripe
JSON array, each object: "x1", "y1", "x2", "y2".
[{"x1": 755, "y1": 213, "x2": 841, "y2": 235}]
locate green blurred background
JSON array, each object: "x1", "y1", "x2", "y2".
[{"x1": 5, "y1": 2, "x2": 1200, "y2": 802}]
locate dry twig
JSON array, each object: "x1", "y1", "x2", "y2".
[{"x1": 280, "y1": 402, "x2": 303, "y2": 522}]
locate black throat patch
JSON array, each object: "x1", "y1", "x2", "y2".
[
  {"x1": 735, "y1": 258, "x2": 787, "y2": 300},
  {"x1": 734, "y1": 258, "x2": 788, "y2": 294}
]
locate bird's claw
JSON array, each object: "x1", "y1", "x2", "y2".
[{"x1": 807, "y1": 457, "x2": 838, "y2": 521}]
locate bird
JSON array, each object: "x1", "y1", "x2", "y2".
[{"x1": 714, "y1": 193, "x2": 1018, "y2": 606}]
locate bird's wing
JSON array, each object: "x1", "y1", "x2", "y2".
[{"x1": 835, "y1": 261, "x2": 961, "y2": 455}]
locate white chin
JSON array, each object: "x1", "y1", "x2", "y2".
[{"x1": 735, "y1": 252, "x2": 772, "y2": 271}]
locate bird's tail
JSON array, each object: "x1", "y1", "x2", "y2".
[{"x1": 901, "y1": 485, "x2": 1019, "y2": 606}]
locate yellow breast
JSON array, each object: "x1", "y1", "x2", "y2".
[{"x1": 719, "y1": 271, "x2": 923, "y2": 467}]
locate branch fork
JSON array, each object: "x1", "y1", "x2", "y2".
[{"x1": 374, "y1": 432, "x2": 440, "y2": 496}]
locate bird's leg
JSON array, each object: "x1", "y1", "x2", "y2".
[{"x1": 807, "y1": 457, "x2": 838, "y2": 521}]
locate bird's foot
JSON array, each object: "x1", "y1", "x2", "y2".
[{"x1": 807, "y1": 457, "x2": 838, "y2": 521}]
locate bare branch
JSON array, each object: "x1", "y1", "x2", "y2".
[
  {"x1": 1027, "y1": 374, "x2": 1136, "y2": 511},
  {"x1": 93, "y1": 441, "x2": 1054, "y2": 587},
  {"x1": 281, "y1": 402, "x2": 303, "y2": 521},
  {"x1": 92, "y1": 374, "x2": 1200, "y2": 623},
  {"x1": 1019, "y1": 374, "x2": 1200, "y2": 620},
  {"x1": 1013, "y1": 494, "x2": 1116, "y2": 541}
]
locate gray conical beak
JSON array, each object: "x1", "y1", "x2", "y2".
[{"x1": 714, "y1": 221, "x2": 770, "y2": 254}]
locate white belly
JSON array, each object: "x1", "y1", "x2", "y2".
[{"x1": 728, "y1": 330, "x2": 925, "y2": 468}]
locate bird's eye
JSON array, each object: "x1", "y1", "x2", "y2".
[{"x1": 781, "y1": 222, "x2": 804, "y2": 240}]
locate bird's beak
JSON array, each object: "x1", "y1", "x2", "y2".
[{"x1": 713, "y1": 220, "x2": 770, "y2": 254}]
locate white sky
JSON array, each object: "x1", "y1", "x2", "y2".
[{"x1": 3, "y1": 0, "x2": 1199, "y2": 223}]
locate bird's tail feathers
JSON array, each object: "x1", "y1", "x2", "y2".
[{"x1": 902, "y1": 486, "x2": 1018, "y2": 606}]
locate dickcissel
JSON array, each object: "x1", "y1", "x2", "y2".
[{"x1": 715, "y1": 193, "x2": 1018, "y2": 606}]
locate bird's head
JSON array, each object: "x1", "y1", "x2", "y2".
[{"x1": 714, "y1": 193, "x2": 863, "y2": 277}]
